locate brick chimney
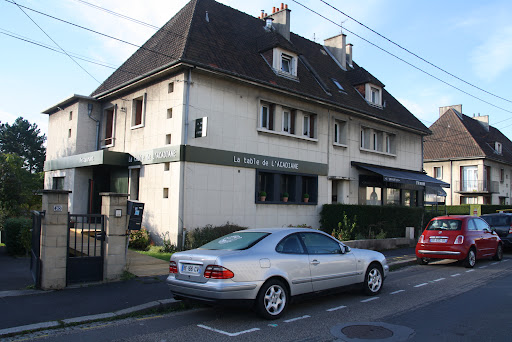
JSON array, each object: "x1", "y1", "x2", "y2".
[
  {"x1": 267, "y1": 4, "x2": 291, "y2": 41},
  {"x1": 324, "y1": 33, "x2": 347, "y2": 70}
]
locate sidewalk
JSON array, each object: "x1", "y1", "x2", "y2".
[{"x1": 0, "y1": 245, "x2": 416, "y2": 337}]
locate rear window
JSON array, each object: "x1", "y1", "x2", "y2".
[
  {"x1": 426, "y1": 219, "x2": 462, "y2": 231},
  {"x1": 481, "y1": 215, "x2": 511, "y2": 226},
  {"x1": 199, "y1": 232, "x2": 270, "y2": 250}
]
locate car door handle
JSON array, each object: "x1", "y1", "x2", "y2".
[{"x1": 311, "y1": 260, "x2": 320, "y2": 265}]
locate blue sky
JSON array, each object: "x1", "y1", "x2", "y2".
[{"x1": 2, "y1": 0, "x2": 512, "y2": 140}]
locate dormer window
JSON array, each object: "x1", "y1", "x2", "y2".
[
  {"x1": 495, "y1": 142, "x2": 503, "y2": 155},
  {"x1": 281, "y1": 54, "x2": 293, "y2": 73},
  {"x1": 270, "y1": 48, "x2": 298, "y2": 78},
  {"x1": 363, "y1": 84, "x2": 382, "y2": 107}
]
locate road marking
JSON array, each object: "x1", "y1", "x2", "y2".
[
  {"x1": 390, "y1": 290, "x2": 405, "y2": 295},
  {"x1": 503, "y1": 259, "x2": 509, "y2": 262},
  {"x1": 284, "y1": 315, "x2": 310, "y2": 323},
  {"x1": 81, "y1": 323, "x2": 113, "y2": 331},
  {"x1": 466, "y1": 270, "x2": 474, "y2": 273},
  {"x1": 478, "y1": 265, "x2": 488, "y2": 269},
  {"x1": 490, "y1": 262, "x2": 499, "y2": 265},
  {"x1": 327, "y1": 305, "x2": 347, "y2": 312},
  {"x1": 433, "y1": 278, "x2": 445, "y2": 282},
  {"x1": 360, "y1": 297, "x2": 379, "y2": 303},
  {"x1": 197, "y1": 324, "x2": 260, "y2": 336},
  {"x1": 136, "y1": 315, "x2": 164, "y2": 321},
  {"x1": 12, "y1": 335, "x2": 49, "y2": 341},
  {"x1": 414, "y1": 283, "x2": 428, "y2": 288},
  {"x1": 451, "y1": 273, "x2": 461, "y2": 277}
]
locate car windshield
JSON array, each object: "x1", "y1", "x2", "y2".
[
  {"x1": 481, "y1": 215, "x2": 510, "y2": 226},
  {"x1": 199, "y1": 232, "x2": 270, "y2": 250},
  {"x1": 426, "y1": 219, "x2": 462, "y2": 231}
]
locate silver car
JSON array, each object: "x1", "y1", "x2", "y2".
[{"x1": 166, "y1": 228, "x2": 388, "y2": 319}]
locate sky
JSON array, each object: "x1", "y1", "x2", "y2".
[{"x1": 2, "y1": 0, "x2": 512, "y2": 140}]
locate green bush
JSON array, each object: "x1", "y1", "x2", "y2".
[
  {"x1": 160, "y1": 231, "x2": 178, "y2": 253},
  {"x1": 331, "y1": 212, "x2": 357, "y2": 241},
  {"x1": 185, "y1": 222, "x2": 247, "y2": 250},
  {"x1": 129, "y1": 227, "x2": 151, "y2": 251},
  {"x1": 320, "y1": 204, "x2": 425, "y2": 239},
  {"x1": 4, "y1": 217, "x2": 31, "y2": 256}
]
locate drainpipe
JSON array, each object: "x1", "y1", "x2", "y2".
[
  {"x1": 87, "y1": 103, "x2": 100, "y2": 150},
  {"x1": 179, "y1": 68, "x2": 192, "y2": 250}
]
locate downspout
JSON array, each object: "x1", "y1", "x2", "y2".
[
  {"x1": 87, "y1": 103, "x2": 100, "y2": 150},
  {"x1": 180, "y1": 68, "x2": 192, "y2": 250}
]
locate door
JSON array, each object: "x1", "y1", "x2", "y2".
[
  {"x1": 300, "y1": 232, "x2": 357, "y2": 292},
  {"x1": 462, "y1": 166, "x2": 478, "y2": 191},
  {"x1": 275, "y1": 233, "x2": 312, "y2": 295},
  {"x1": 473, "y1": 218, "x2": 498, "y2": 257}
]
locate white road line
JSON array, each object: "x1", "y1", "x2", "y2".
[
  {"x1": 466, "y1": 270, "x2": 474, "y2": 273},
  {"x1": 478, "y1": 266, "x2": 488, "y2": 269},
  {"x1": 414, "y1": 283, "x2": 428, "y2": 288},
  {"x1": 451, "y1": 273, "x2": 461, "y2": 277},
  {"x1": 390, "y1": 290, "x2": 405, "y2": 295},
  {"x1": 197, "y1": 325, "x2": 260, "y2": 336},
  {"x1": 284, "y1": 315, "x2": 311, "y2": 323},
  {"x1": 433, "y1": 278, "x2": 445, "y2": 282},
  {"x1": 327, "y1": 305, "x2": 347, "y2": 312},
  {"x1": 491, "y1": 262, "x2": 499, "y2": 265},
  {"x1": 360, "y1": 297, "x2": 380, "y2": 303},
  {"x1": 503, "y1": 259, "x2": 509, "y2": 262}
]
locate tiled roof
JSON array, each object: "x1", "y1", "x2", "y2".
[
  {"x1": 424, "y1": 108, "x2": 512, "y2": 165},
  {"x1": 91, "y1": 0, "x2": 428, "y2": 134}
]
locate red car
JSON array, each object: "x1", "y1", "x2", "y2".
[{"x1": 416, "y1": 215, "x2": 503, "y2": 268}]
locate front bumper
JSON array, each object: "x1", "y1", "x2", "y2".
[{"x1": 166, "y1": 275, "x2": 261, "y2": 301}]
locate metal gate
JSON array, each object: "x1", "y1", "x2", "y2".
[
  {"x1": 67, "y1": 214, "x2": 105, "y2": 284},
  {"x1": 30, "y1": 211, "x2": 43, "y2": 288}
]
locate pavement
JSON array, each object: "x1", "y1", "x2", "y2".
[{"x1": 0, "y1": 245, "x2": 417, "y2": 338}]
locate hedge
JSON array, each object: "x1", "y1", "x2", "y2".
[
  {"x1": 4, "y1": 217, "x2": 31, "y2": 256},
  {"x1": 427, "y1": 204, "x2": 512, "y2": 215}
]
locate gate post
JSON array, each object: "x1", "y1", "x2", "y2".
[
  {"x1": 40, "y1": 189, "x2": 71, "y2": 290},
  {"x1": 100, "y1": 193, "x2": 129, "y2": 282}
]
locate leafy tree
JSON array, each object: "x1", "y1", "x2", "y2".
[{"x1": 0, "y1": 117, "x2": 46, "y2": 173}]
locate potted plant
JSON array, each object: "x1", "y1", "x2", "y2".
[
  {"x1": 282, "y1": 192, "x2": 289, "y2": 202},
  {"x1": 303, "y1": 193, "x2": 310, "y2": 203},
  {"x1": 259, "y1": 191, "x2": 267, "y2": 202}
]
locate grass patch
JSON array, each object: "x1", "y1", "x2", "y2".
[
  {"x1": 130, "y1": 246, "x2": 173, "y2": 262},
  {"x1": 0, "y1": 243, "x2": 5, "y2": 247}
]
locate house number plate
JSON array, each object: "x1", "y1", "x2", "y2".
[{"x1": 53, "y1": 205, "x2": 63, "y2": 212}]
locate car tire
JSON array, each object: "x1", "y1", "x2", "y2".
[
  {"x1": 255, "y1": 279, "x2": 288, "y2": 320},
  {"x1": 362, "y1": 263, "x2": 384, "y2": 296},
  {"x1": 464, "y1": 248, "x2": 476, "y2": 268},
  {"x1": 492, "y1": 243, "x2": 503, "y2": 261},
  {"x1": 416, "y1": 257, "x2": 429, "y2": 265}
]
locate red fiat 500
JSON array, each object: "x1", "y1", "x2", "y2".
[{"x1": 416, "y1": 215, "x2": 503, "y2": 268}]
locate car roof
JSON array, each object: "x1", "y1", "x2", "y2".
[
  {"x1": 430, "y1": 215, "x2": 472, "y2": 220},
  {"x1": 481, "y1": 213, "x2": 512, "y2": 216},
  {"x1": 241, "y1": 227, "x2": 322, "y2": 234}
]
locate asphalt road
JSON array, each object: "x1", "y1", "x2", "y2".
[{"x1": 6, "y1": 253, "x2": 512, "y2": 342}]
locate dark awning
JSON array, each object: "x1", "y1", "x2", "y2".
[{"x1": 353, "y1": 162, "x2": 450, "y2": 188}]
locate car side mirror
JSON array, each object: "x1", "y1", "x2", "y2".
[
  {"x1": 483, "y1": 228, "x2": 490, "y2": 234},
  {"x1": 343, "y1": 245, "x2": 351, "y2": 254}
]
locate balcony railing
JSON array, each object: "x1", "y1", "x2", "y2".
[{"x1": 455, "y1": 180, "x2": 499, "y2": 193}]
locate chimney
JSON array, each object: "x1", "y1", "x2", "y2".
[
  {"x1": 474, "y1": 115, "x2": 490, "y2": 131},
  {"x1": 346, "y1": 43, "x2": 353, "y2": 68},
  {"x1": 439, "y1": 104, "x2": 462, "y2": 118},
  {"x1": 324, "y1": 34, "x2": 347, "y2": 70},
  {"x1": 267, "y1": 4, "x2": 291, "y2": 41}
]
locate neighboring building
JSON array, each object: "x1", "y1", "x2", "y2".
[
  {"x1": 424, "y1": 105, "x2": 512, "y2": 205},
  {"x1": 43, "y1": 0, "x2": 444, "y2": 245}
]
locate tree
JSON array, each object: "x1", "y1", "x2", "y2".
[{"x1": 0, "y1": 117, "x2": 46, "y2": 173}]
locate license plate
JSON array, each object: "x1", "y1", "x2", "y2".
[
  {"x1": 181, "y1": 264, "x2": 201, "y2": 274},
  {"x1": 430, "y1": 238, "x2": 447, "y2": 243}
]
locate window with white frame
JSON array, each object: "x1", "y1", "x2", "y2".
[
  {"x1": 370, "y1": 87, "x2": 380, "y2": 105},
  {"x1": 282, "y1": 110, "x2": 295, "y2": 134},
  {"x1": 303, "y1": 114, "x2": 316, "y2": 138},
  {"x1": 131, "y1": 94, "x2": 146, "y2": 128},
  {"x1": 364, "y1": 84, "x2": 382, "y2": 107},
  {"x1": 360, "y1": 127, "x2": 370, "y2": 149},
  {"x1": 260, "y1": 103, "x2": 274, "y2": 130},
  {"x1": 334, "y1": 119, "x2": 347, "y2": 145},
  {"x1": 272, "y1": 48, "x2": 298, "y2": 77},
  {"x1": 104, "y1": 107, "x2": 115, "y2": 146},
  {"x1": 500, "y1": 168, "x2": 505, "y2": 182},
  {"x1": 434, "y1": 166, "x2": 442, "y2": 179},
  {"x1": 281, "y1": 54, "x2": 293, "y2": 74},
  {"x1": 495, "y1": 142, "x2": 503, "y2": 154}
]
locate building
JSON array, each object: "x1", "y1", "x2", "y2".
[
  {"x1": 42, "y1": 0, "x2": 444, "y2": 245},
  {"x1": 424, "y1": 105, "x2": 512, "y2": 205}
]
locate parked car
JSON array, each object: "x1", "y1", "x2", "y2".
[
  {"x1": 416, "y1": 215, "x2": 503, "y2": 268},
  {"x1": 480, "y1": 213, "x2": 512, "y2": 249},
  {"x1": 166, "y1": 228, "x2": 388, "y2": 319}
]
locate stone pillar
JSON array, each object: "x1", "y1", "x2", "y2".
[
  {"x1": 101, "y1": 193, "x2": 129, "y2": 282},
  {"x1": 40, "y1": 190, "x2": 71, "y2": 290}
]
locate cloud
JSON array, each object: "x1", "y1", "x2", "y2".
[{"x1": 471, "y1": 25, "x2": 512, "y2": 82}]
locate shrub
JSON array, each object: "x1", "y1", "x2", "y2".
[
  {"x1": 185, "y1": 222, "x2": 247, "y2": 250},
  {"x1": 129, "y1": 227, "x2": 151, "y2": 251},
  {"x1": 4, "y1": 217, "x2": 31, "y2": 256},
  {"x1": 160, "y1": 231, "x2": 178, "y2": 253},
  {"x1": 331, "y1": 212, "x2": 357, "y2": 241}
]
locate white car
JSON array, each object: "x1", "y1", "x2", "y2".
[{"x1": 166, "y1": 228, "x2": 388, "y2": 319}]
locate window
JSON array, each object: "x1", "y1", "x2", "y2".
[
  {"x1": 104, "y1": 108, "x2": 115, "y2": 146},
  {"x1": 281, "y1": 54, "x2": 293, "y2": 74},
  {"x1": 68, "y1": 129, "x2": 72, "y2": 138},
  {"x1": 334, "y1": 120, "x2": 346, "y2": 145},
  {"x1": 167, "y1": 108, "x2": 173, "y2": 119},
  {"x1": 373, "y1": 132, "x2": 379, "y2": 151},
  {"x1": 461, "y1": 166, "x2": 478, "y2": 191},
  {"x1": 282, "y1": 110, "x2": 295, "y2": 134},
  {"x1": 331, "y1": 78, "x2": 344, "y2": 92},
  {"x1": 360, "y1": 187, "x2": 382, "y2": 205},
  {"x1": 276, "y1": 234, "x2": 305, "y2": 254},
  {"x1": 168, "y1": 82, "x2": 174, "y2": 93},
  {"x1": 501, "y1": 168, "x2": 505, "y2": 183},
  {"x1": 129, "y1": 168, "x2": 140, "y2": 200},
  {"x1": 132, "y1": 94, "x2": 146, "y2": 128},
  {"x1": 164, "y1": 162, "x2": 170, "y2": 171},
  {"x1": 303, "y1": 114, "x2": 315, "y2": 138},
  {"x1": 166, "y1": 134, "x2": 172, "y2": 145},
  {"x1": 163, "y1": 188, "x2": 169, "y2": 198},
  {"x1": 52, "y1": 176, "x2": 64, "y2": 190},
  {"x1": 461, "y1": 196, "x2": 477, "y2": 204},
  {"x1": 495, "y1": 142, "x2": 502, "y2": 155},
  {"x1": 370, "y1": 87, "x2": 380, "y2": 105},
  {"x1": 256, "y1": 170, "x2": 317, "y2": 204},
  {"x1": 300, "y1": 232, "x2": 341, "y2": 254},
  {"x1": 360, "y1": 127, "x2": 370, "y2": 149},
  {"x1": 281, "y1": 174, "x2": 295, "y2": 201},
  {"x1": 385, "y1": 188, "x2": 400, "y2": 205},
  {"x1": 69, "y1": 111, "x2": 73, "y2": 121},
  {"x1": 434, "y1": 167, "x2": 442, "y2": 179},
  {"x1": 260, "y1": 103, "x2": 274, "y2": 130}
]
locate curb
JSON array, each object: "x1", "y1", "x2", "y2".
[{"x1": 0, "y1": 298, "x2": 180, "y2": 338}]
